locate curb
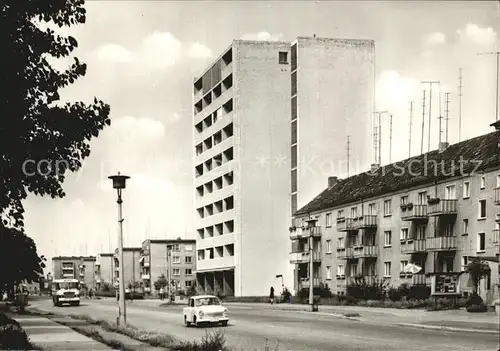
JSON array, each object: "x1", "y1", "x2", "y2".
[{"x1": 397, "y1": 323, "x2": 499, "y2": 334}]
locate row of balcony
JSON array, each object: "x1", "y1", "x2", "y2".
[
  {"x1": 337, "y1": 215, "x2": 378, "y2": 232},
  {"x1": 299, "y1": 274, "x2": 429, "y2": 288},
  {"x1": 289, "y1": 226, "x2": 322, "y2": 240}
]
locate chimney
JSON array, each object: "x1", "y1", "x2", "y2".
[
  {"x1": 438, "y1": 142, "x2": 449, "y2": 153},
  {"x1": 490, "y1": 120, "x2": 500, "y2": 131},
  {"x1": 328, "y1": 176, "x2": 338, "y2": 188},
  {"x1": 370, "y1": 163, "x2": 380, "y2": 172}
]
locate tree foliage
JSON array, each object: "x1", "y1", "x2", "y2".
[
  {"x1": 154, "y1": 274, "x2": 168, "y2": 291},
  {"x1": 466, "y1": 258, "x2": 491, "y2": 295},
  {"x1": 0, "y1": 0, "x2": 110, "y2": 289}
]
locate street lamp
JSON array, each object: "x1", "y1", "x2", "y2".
[
  {"x1": 108, "y1": 172, "x2": 130, "y2": 326},
  {"x1": 305, "y1": 218, "x2": 318, "y2": 312}
]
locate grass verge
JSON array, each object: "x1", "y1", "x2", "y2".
[{"x1": 0, "y1": 311, "x2": 39, "y2": 350}]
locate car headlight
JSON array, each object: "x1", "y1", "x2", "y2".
[
  {"x1": 198, "y1": 311, "x2": 204, "y2": 317},
  {"x1": 57, "y1": 292, "x2": 63, "y2": 296}
]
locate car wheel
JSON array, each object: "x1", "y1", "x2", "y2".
[
  {"x1": 184, "y1": 316, "x2": 191, "y2": 327},
  {"x1": 221, "y1": 320, "x2": 228, "y2": 327}
]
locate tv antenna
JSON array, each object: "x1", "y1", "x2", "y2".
[
  {"x1": 388, "y1": 114, "x2": 393, "y2": 163},
  {"x1": 445, "y1": 92, "x2": 451, "y2": 144},
  {"x1": 477, "y1": 52, "x2": 500, "y2": 121},
  {"x1": 458, "y1": 68, "x2": 463, "y2": 142},
  {"x1": 346, "y1": 135, "x2": 351, "y2": 177},
  {"x1": 421, "y1": 81, "x2": 440, "y2": 152},
  {"x1": 421, "y1": 90, "x2": 426, "y2": 154},
  {"x1": 373, "y1": 111, "x2": 387, "y2": 165},
  {"x1": 409, "y1": 101, "x2": 414, "y2": 158}
]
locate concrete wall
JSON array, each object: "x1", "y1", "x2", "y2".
[
  {"x1": 236, "y1": 40, "x2": 292, "y2": 296},
  {"x1": 97, "y1": 254, "x2": 114, "y2": 286}
]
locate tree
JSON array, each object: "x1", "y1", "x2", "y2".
[
  {"x1": 186, "y1": 282, "x2": 197, "y2": 297},
  {"x1": 466, "y1": 258, "x2": 491, "y2": 295},
  {"x1": 153, "y1": 274, "x2": 168, "y2": 291},
  {"x1": 0, "y1": 0, "x2": 110, "y2": 290}
]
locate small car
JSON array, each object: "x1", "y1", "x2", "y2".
[{"x1": 183, "y1": 295, "x2": 228, "y2": 327}]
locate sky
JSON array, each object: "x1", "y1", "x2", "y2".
[{"x1": 23, "y1": 1, "x2": 500, "y2": 273}]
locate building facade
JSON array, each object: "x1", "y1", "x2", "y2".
[
  {"x1": 291, "y1": 123, "x2": 500, "y2": 304},
  {"x1": 139, "y1": 239, "x2": 196, "y2": 296},
  {"x1": 113, "y1": 248, "x2": 141, "y2": 290},
  {"x1": 193, "y1": 37, "x2": 375, "y2": 297},
  {"x1": 95, "y1": 253, "x2": 114, "y2": 290},
  {"x1": 52, "y1": 256, "x2": 96, "y2": 291}
]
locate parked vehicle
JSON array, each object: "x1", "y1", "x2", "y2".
[
  {"x1": 183, "y1": 295, "x2": 228, "y2": 327},
  {"x1": 51, "y1": 279, "x2": 80, "y2": 306}
]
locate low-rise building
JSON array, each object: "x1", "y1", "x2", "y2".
[
  {"x1": 140, "y1": 239, "x2": 196, "y2": 296},
  {"x1": 52, "y1": 256, "x2": 97, "y2": 291},
  {"x1": 291, "y1": 121, "x2": 500, "y2": 304},
  {"x1": 113, "y1": 247, "x2": 141, "y2": 290},
  {"x1": 95, "y1": 253, "x2": 114, "y2": 291}
]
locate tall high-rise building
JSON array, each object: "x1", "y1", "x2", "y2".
[{"x1": 193, "y1": 37, "x2": 375, "y2": 297}]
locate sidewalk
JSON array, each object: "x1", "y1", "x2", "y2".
[{"x1": 8, "y1": 313, "x2": 113, "y2": 350}]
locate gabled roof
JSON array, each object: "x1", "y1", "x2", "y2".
[{"x1": 295, "y1": 130, "x2": 500, "y2": 216}]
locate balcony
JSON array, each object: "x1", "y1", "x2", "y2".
[
  {"x1": 299, "y1": 277, "x2": 321, "y2": 289},
  {"x1": 427, "y1": 199, "x2": 457, "y2": 216},
  {"x1": 289, "y1": 251, "x2": 321, "y2": 264},
  {"x1": 336, "y1": 247, "x2": 352, "y2": 260},
  {"x1": 141, "y1": 274, "x2": 151, "y2": 280},
  {"x1": 354, "y1": 215, "x2": 377, "y2": 229},
  {"x1": 352, "y1": 245, "x2": 378, "y2": 258},
  {"x1": 493, "y1": 229, "x2": 499, "y2": 246},
  {"x1": 401, "y1": 205, "x2": 428, "y2": 221},
  {"x1": 400, "y1": 239, "x2": 426, "y2": 254},
  {"x1": 411, "y1": 273, "x2": 429, "y2": 285},
  {"x1": 494, "y1": 187, "x2": 500, "y2": 206},
  {"x1": 426, "y1": 236, "x2": 457, "y2": 251},
  {"x1": 336, "y1": 218, "x2": 356, "y2": 232},
  {"x1": 290, "y1": 225, "x2": 321, "y2": 239}
]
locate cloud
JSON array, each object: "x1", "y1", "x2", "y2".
[
  {"x1": 171, "y1": 113, "x2": 181, "y2": 122},
  {"x1": 96, "y1": 43, "x2": 135, "y2": 63},
  {"x1": 422, "y1": 32, "x2": 446, "y2": 46},
  {"x1": 141, "y1": 31, "x2": 182, "y2": 68},
  {"x1": 110, "y1": 116, "x2": 166, "y2": 140},
  {"x1": 240, "y1": 32, "x2": 284, "y2": 41},
  {"x1": 376, "y1": 70, "x2": 420, "y2": 110},
  {"x1": 187, "y1": 42, "x2": 212, "y2": 59},
  {"x1": 457, "y1": 24, "x2": 498, "y2": 46}
]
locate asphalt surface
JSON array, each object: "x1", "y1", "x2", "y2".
[{"x1": 30, "y1": 298, "x2": 499, "y2": 351}]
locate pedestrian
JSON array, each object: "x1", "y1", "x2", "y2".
[
  {"x1": 269, "y1": 286, "x2": 275, "y2": 304},
  {"x1": 159, "y1": 287, "x2": 164, "y2": 300}
]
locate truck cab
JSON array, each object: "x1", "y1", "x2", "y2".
[{"x1": 51, "y1": 279, "x2": 80, "y2": 306}]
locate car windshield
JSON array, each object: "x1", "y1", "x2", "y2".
[
  {"x1": 55, "y1": 282, "x2": 79, "y2": 290},
  {"x1": 195, "y1": 297, "x2": 220, "y2": 306}
]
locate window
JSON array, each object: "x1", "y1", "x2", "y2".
[
  {"x1": 480, "y1": 175, "x2": 486, "y2": 189},
  {"x1": 350, "y1": 207, "x2": 358, "y2": 218},
  {"x1": 463, "y1": 181, "x2": 470, "y2": 198},
  {"x1": 337, "y1": 237, "x2": 345, "y2": 249},
  {"x1": 478, "y1": 200, "x2": 486, "y2": 219},
  {"x1": 477, "y1": 232, "x2": 486, "y2": 252},
  {"x1": 417, "y1": 191, "x2": 427, "y2": 205},
  {"x1": 368, "y1": 203, "x2": 376, "y2": 215},
  {"x1": 416, "y1": 225, "x2": 426, "y2": 240},
  {"x1": 463, "y1": 219, "x2": 469, "y2": 234},
  {"x1": 350, "y1": 264, "x2": 358, "y2": 276},
  {"x1": 172, "y1": 256, "x2": 180, "y2": 264},
  {"x1": 400, "y1": 196, "x2": 408, "y2": 205},
  {"x1": 384, "y1": 231, "x2": 392, "y2": 246},
  {"x1": 173, "y1": 244, "x2": 180, "y2": 252},
  {"x1": 384, "y1": 262, "x2": 392, "y2": 277},
  {"x1": 400, "y1": 228, "x2": 409, "y2": 241},
  {"x1": 497, "y1": 174, "x2": 500, "y2": 187},
  {"x1": 400, "y1": 260, "x2": 409, "y2": 273},
  {"x1": 185, "y1": 280, "x2": 192, "y2": 287},
  {"x1": 173, "y1": 268, "x2": 180, "y2": 276},
  {"x1": 278, "y1": 51, "x2": 288, "y2": 64},
  {"x1": 185, "y1": 256, "x2": 192, "y2": 264},
  {"x1": 383, "y1": 200, "x2": 392, "y2": 216},
  {"x1": 352, "y1": 234, "x2": 360, "y2": 246},
  {"x1": 326, "y1": 240, "x2": 332, "y2": 253},
  {"x1": 461, "y1": 256, "x2": 468, "y2": 272},
  {"x1": 326, "y1": 213, "x2": 332, "y2": 227},
  {"x1": 326, "y1": 266, "x2": 332, "y2": 280},
  {"x1": 337, "y1": 210, "x2": 344, "y2": 219},
  {"x1": 337, "y1": 265, "x2": 345, "y2": 276},
  {"x1": 445, "y1": 184, "x2": 456, "y2": 200},
  {"x1": 443, "y1": 223, "x2": 454, "y2": 237},
  {"x1": 185, "y1": 245, "x2": 193, "y2": 251},
  {"x1": 185, "y1": 269, "x2": 192, "y2": 275}
]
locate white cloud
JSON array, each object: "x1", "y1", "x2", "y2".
[
  {"x1": 240, "y1": 32, "x2": 284, "y2": 41},
  {"x1": 110, "y1": 116, "x2": 166, "y2": 141},
  {"x1": 457, "y1": 24, "x2": 498, "y2": 46},
  {"x1": 376, "y1": 70, "x2": 420, "y2": 110},
  {"x1": 187, "y1": 42, "x2": 212, "y2": 59},
  {"x1": 171, "y1": 113, "x2": 181, "y2": 121},
  {"x1": 140, "y1": 31, "x2": 182, "y2": 68},
  {"x1": 96, "y1": 43, "x2": 135, "y2": 63},
  {"x1": 422, "y1": 32, "x2": 446, "y2": 45}
]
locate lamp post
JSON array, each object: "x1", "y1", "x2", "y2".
[
  {"x1": 306, "y1": 218, "x2": 318, "y2": 312},
  {"x1": 108, "y1": 172, "x2": 130, "y2": 326}
]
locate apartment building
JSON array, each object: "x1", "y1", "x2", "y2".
[
  {"x1": 113, "y1": 247, "x2": 141, "y2": 290},
  {"x1": 193, "y1": 37, "x2": 375, "y2": 296},
  {"x1": 52, "y1": 256, "x2": 96, "y2": 290},
  {"x1": 291, "y1": 121, "x2": 500, "y2": 304},
  {"x1": 139, "y1": 239, "x2": 196, "y2": 295},
  {"x1": 95, "y1": 253, "x2": 114, "y2": 290}
]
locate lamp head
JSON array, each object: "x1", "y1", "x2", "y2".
[{"x1": 108, "y1": 172, "x2": 130, "y2": 189}]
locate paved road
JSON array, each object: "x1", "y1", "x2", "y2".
[{"x1": 30, "y1": 298, "x2": 498, "y2": 351}]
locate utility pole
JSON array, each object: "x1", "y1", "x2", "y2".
[
  {"x1": 409, "y1": 101, "x2": 414, "y2": 158},
  {"x1": 421, "y1": 81, "x2": 440, "y2": 152},
  {"x1": 306, "y1": 218, "x2": 318, "y2": 312},
  {"x1": 421, "y1": 90, "x2": 426, "y2": 154},
  {"x1": 346, "y1": 136, "x2": 351, "y2": 177},
  {"x1": 445, "y1": 93, "x2": 451, "y2": 144},
  {"x1": 478, "y1": 52, "x2": 500, "y2": 121},
  {"x1": 458, "y1": 68, "x2": 463, "y2": 142}
]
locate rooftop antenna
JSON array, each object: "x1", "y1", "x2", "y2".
[
  {"x1": 421, "y1": 80, "x2": 440, "y2": 152},
  {"x1": 388, "y1": 114, "x2": 393, "y2": 163},
  {"x1": 437, "y1": 95, "x2": 444, "y2": 147},
  {"x1": 445, "y1": 92, "x2": 451, "y2": 144},
  {"x1": 458, "y1": 68, "x2": 463, "y2": 142},
  {"x1": 478, "y1": 52, "x2": 500, "y2": 121},
  {"x1": 421, "y1": 90, "x2": 426, "y2": 154},
  {"x1": 346, "y1": 135, "x2": 351, "y2": 177},
  {"x1": 108, "y1": 229, "x2": 111, "y2": 252},
  {"x1": 409, "y1": 101, "x2": 414, "y2": 158},
  {"x1": 373, "y1": 111, "x2": 387, "y2": 165}
]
